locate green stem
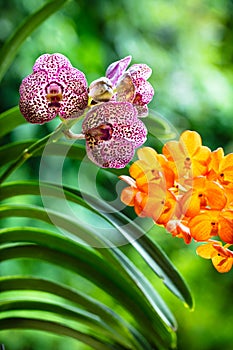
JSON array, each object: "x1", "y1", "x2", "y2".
[
  {"x1": 63, "y1": 129, "x2": 86, "y2": 140},
  {"x1": 0, "y1": 120, "x2": 77, "y2": 185}
]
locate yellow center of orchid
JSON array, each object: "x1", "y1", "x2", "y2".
[{"x1": 46, "y1": 83, "x2": 63, "y2": 107}]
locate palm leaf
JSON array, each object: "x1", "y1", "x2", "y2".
[
  {"x1": 0, "y1": 226, "x2": 176, "y2": 349},
  {"x1": 0, "y1": 276, "x2": 146, "y2": 349},
  {"x1": 0, "y1": 317, "x2": 118, "y2": 350},
  {"x1": 0, "y1": 181, "x2": 193, "y2": 309}
]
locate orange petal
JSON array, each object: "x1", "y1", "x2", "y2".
[
  {"x1": 194, "y1": 146, "x2": 211, "y2": 163},
  {"x1": 156, "y1": 191, "x2": 177, "y2": 225},
  {"x1": 219, "y1": 211, "x2": 233, "y2": 244},
  {"x1": 147, "y1": 182, "x2": 166, "y2": 198},
  {"x1": 180, "y1": 130, "x2": 202, "y2": 156},
  {"x1": 162, "y1": 141, "x2": 184, "y2": 163},
  {"x1": 121, "y1": 187, "x2": 138, "y2": 206},
  {"x1": 220, "y1": 153, "x2": 233, "y2": 183},
  {"x1": 137, "y1": 147, "x2": 159, "y2": 165},
  {"x1": 192, "y1": 146, "x2": 211, "y2": 176},
  {"x1": 196, "y1": 242, "x2": 219, "y2": 259},
  {"x1": 148, "y1": 198, "x2": 166, "y2": 221},
  {"x1": 119, "y1": 175, "x2": 136, "y2": 187},
  {"x1": 191, "y1": 161, "x2": 208, "y2": 178},
  {"x1": 129, "y1": 161, "x2": 147, "y2": 179},
  {"x1": 212, "y1": 243, "x2": 233, "y2": 258},
  {"x1": 136, "y1": 171, "x2": 164, "y2": 192},
  {"x1": 179, "y1": 190, "x2": 201, "y2": 217},
  {"x1": 206, "y1": 181, "x2": 227, "y2": 210},
  {"x1": 162, "y1": 163, "x2": 175, "y2": 189},
  {"x1": 224, "y1": 184, "x2": 233, "y2": 208},
  {"x1": 189, "y1": 212, "x2": 218, "y2": 241},
  {"x1": 134, "y1": 191, "x2": 148, "y2": 216},
  {"x1": 208, "y1": 147, "x2": 224, "y2": 173},
  {"x1": 166, "y1": 219, "x2": 192, "y2": 244},
  {"x1": 212, "y1": 256, "x2": 233, "y2": 273},
  {"x1": 135, "y1": 189, "x2": 166, "y2": 218},
  {"x1": 141, "y1": 184, "x2": 167, "y2": 218},
  {"x1": 135, "y1": 176, "x2": 149, "y2": 192}
]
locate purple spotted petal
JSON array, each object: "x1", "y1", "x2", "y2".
[
  {"x1": 133, "y1": 79, "x2": 154, "y2": 106},
  {"x1": 115, "y1": 66, "x2": 154, "y2": 108},
  {"x1": 19, "y1": 72, "x2": 56, "y2": 124},
  {"x1": 113, "y1": 120, "x2": 147, "y2": 147},
  {"x1": 33, "y1": 53, "x2": 72, "y2": 73},
  {"x1": 106, "y1": 56, "x2": 132, "y2": 86},
  {"x1": 86, "y1": 139, "x2": 135, "y2": 169},
  {"x1": 135, "y1": 105, "x2": 149, "y2": 117},
  {"x1": 116, "y1": 72, "x2": 136, "y2": 103},
  {"x1": 57, "y1": 67, "x2": 88, "y2": 118},
  {"x1": 128, "y1": 63, "x2": 152, "y2": 80},
  {"x1": 82, "y1": 101, "x2": 137, "y2": 132}
]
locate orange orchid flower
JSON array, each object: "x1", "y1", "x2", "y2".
[
  {"x1": 162, "y1": 130, "x2": 211, "y2": 181},
  {"x1": 189, "y1": 209, "x2": 233, "y2": 243},
  {"x1": 120, "y1": 176, "x2": 175, "y2": 222},
  {"x1": 120, "y1": 130, "x2": 233, "y2": 272},
  {"x1": 129, "y1": 147, "x2": 175, "y2": 190},
  {"x1": 135, "y1": 184, "x2": 169, "y2": 220},
  {"x1": 196, "y1": 240, "x2": 233, "y2": 273},
  {"x1": 179, "y1": 177, "x2": 227, "y2": 217}
]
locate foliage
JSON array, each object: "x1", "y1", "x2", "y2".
[{"x1": 0, "y1": 1, "x2": 233, "y2": 350}]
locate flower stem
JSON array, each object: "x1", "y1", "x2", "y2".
[
  {"x1": 0, "y1": 121, "x2": 69, "y2": 185},
  {"x1": 63, "y1": 129, "x2": 85, "y2": 140}
]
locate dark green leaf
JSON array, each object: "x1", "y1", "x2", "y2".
[
  {"x1": 0, "y1": 0, "x2": 69, "y2": 82},
  {"x1": 0, "y1": 317, "x2": 116, "y2": 350},
  {"x1": 0, "y1": 276, "x2": 146, "y2": 350},
  {"x1": 0, "y1": 298, "x2": 131, "y2": 347},
  {"x1": 0, "y1": 226, "x2": 175, "y2": 349},
  {"x1": 0, "y1": 107, "x2": 26, "y2": 138}
]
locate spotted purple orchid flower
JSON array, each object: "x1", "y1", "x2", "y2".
[
  {"x1": 82, "y1": 101, "x2": 147, "y2": 168},
  {"x1": 19, "y1": 53, "x2": 88, "y2": 124},
  {"x1": 105, "y1": 56, "x2": 154, "y2": 117}
]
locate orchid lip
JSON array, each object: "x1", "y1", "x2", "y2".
[
  {"x1": 46, "y1": 82, "x2": 63, "y2": 108},
  {"x1": 85, "y1": 123, "x2": 113, "y2": 149}
]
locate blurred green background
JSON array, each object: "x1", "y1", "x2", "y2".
[{"x1": 0, "y1": 0, "x2": 233, "y2": 349}]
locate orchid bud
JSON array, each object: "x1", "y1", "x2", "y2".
[{"x1": 89, "y1": 77, "x2": 113, "y2": 102}]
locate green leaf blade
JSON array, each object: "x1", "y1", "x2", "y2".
[
  {"x1": 0, "y1": 0, "x2": 69, "y2": 82},
  {"x1": 0, "y1": 276, "x2": 146, "y2": 350},
  {"x1": 0, "y1": 107, "x2": 26, "y2": 138},
  {"x1": 0, "y1": 227, "x2": 176, "y2": 349},
  {"x1": 0, "y1": 317, "x2": 115, "y2": 350}
]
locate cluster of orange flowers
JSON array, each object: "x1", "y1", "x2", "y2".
[{"x1": 120, "y1": 130, "x2": 233, "y2": 273}]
